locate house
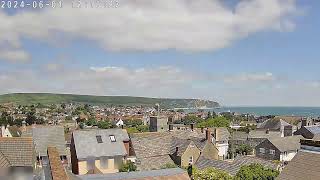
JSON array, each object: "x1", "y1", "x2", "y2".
[
  {"x1": 149, "y1": 116, "x2": 169, "y2": 132},
  {"x1": 115, "y1": 119, "x2": 124, "y2": 127},
  {"x1": 255, "y1": 135, "x2": 302, "y2": 162},
  {"x1": 196, "y1": 155, "x2": 277, "y2": 176},
  {"x1": 74, "y1": 168, "x2": 190, "y2": 180},
  {"x1": 28, "y1": 126, "x2": 68, "y2": 166},
  {"x1": 47, "y1": 146, "x2": 70, "y2": 180},
  {"x1": 211, "y1": 127, "x2": 230, "y2": 160},
  {"x1": 0, "y1": 137, "x2": 35, "y2": 178},
  {"x1": 293, "y1": 125, "x2": 320, "y2": 139},
  {"x1": 0, "y1": 125, "x2": 22, "y2": 137},
  {"x1": 131, "y1": 129, "x2": 219, "y2": 170},
  {"x1": 257, "y1": 119, "x2": 293, "y2": 137},
  {"x1": 277, "y1": 138, "x2": 320, "y2": 180},
  {"x1": 70, "y1": 129, "x2": 130, "y2": 175}
]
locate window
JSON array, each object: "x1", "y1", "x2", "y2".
[
  {"x1": 269, "y1": 149, "x2": 275, "y2": 155},
  {"x1": 189, "y1": 156, "x2": 193, "y2": 164},
  {"x1": 110, "y1": 135, "x2": 116, "y2": 142},
  {"x1": 259, "y1": 148, "x2": 265, "y2": 154},
  {"x1": 87, "y1": 158, "x2": 95, "y2": 171},
  {"x1": 96, "y1": 135, "x2": 103, "y2": 143}
]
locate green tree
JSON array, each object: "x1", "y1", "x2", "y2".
[
  {"x1": 193, "y1": 167, "x2": 233, "y2": 180},
  {"x1": 183, "y1": 115, "x2": 203, "y2": 125},
  {"x1": 85, "y1": 118, "x2": 97, "y2": 126},
  {"x1": 212, "y1": 111, "x2": 217, "y2": 118},
  {"x1": 197, "y1": 117, "x2": 230, "y2": 128},
  {"x1": 207, "y1": 111, "x2": 212, "y2": 119},
  {"x1": 26, "y1": 112, "x2": 37, "y2": 125},
  {"x1": 235, "y1": 163, "x2": 279, "y2": 180},
  {"x1": 119, "y1": 160, "x2": 137, "y2": 172},
  {"x1": 236, "y1": 144, "x2": 253, "y2": 155},
  {"x1": 97, "y1": 120, "x2": 112, "y2": 129}
]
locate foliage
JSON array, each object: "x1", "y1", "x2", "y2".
[
  {"x1": 0, "y1": 93, "x2": 219, "y2": 108},
  {"x1": 119, "y1": 160, "x2": 137, "y2": 172},
  {"x1": 193, "y1": 167, "x2": 233, "y2": 180},
  {"x1": 126, "y1": 125, "x2": 149, "y2": 134},
  {"x1": 79, "y1": 122, "x2": 84, "y2": 129},
  {"x1": 97, "y1": 120, "x2": 112, "y2": 129},
  {"x1": 160, "y1": 163, "x2": 178, "y2": 169},
  {"x1": 235, "y1": 144, "x2": 253, "y2": 155},
  {"x1": 125, "y1": 119, "x2": 143, "y2": 127},
  {"x1": 26, "y1": 112, "x2": 37, "y2": 125},
  {"x1": 235, "y1": 163, "x2": 279, "y2": 180},
  {"x1": 85, "y1": 118, "x2": 97, "y2": 126},
  {"x1": 197, "y1": 117, "x2": 230, "y2": 128},
  {"x1": 183, "y1": 115, "x2": 204, "y2": 125}
]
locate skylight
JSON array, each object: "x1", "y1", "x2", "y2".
[{"x1": 109, "y1": 135, "x2": 116, "y2": 142}]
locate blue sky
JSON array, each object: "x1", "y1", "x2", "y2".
[{"x1": 0, "y1": 0, "x2": 320, "y2": 106}]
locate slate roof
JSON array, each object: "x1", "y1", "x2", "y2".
[
  {"x1": 268, "y1": 135, "x2": 302, "y2": 152},
  {"x1": 212, "y1": 127, "x2": 230, "y2": 142},
  {"x1": 0, "y1": 137, "x2": 34, "y2": 167},
  {"x1": 76, "y1": 168, "x2": 190, "y2": 180},
  {"x1": 32, "y1": 126, "x2": 67, "y2": 156},
  {"x1": 0, "y1": 151, "x2": 10, "y2": 167},
  {"x1": 277, "y1": 151, "x2": 320, "y2": 180},
  {"x1": 196, "y1": 155, "x2": 277, "y2": 176},
  {"x1": 73, "y1": 129, "x2": 129, "y2": 160},
  {"x1": 8, "y1": 125, "x2": 22, "y2": 137},
  {"x1": 257, "y1": 119, "x2": 291, "y2": 130},
  {"x1": 131, "y1": 130, "x2": 206, "y2": 170},
  {"x1": 305, "y1": 126, "x2": 320, "y2": 135}
]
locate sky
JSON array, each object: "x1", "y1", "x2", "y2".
[{"x1": 0, "y1": 0, "x2": 320, "y2": 106}]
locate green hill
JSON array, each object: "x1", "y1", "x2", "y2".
[{"x1": 0, "y1": 93, "x2": 219, "y2": 109}]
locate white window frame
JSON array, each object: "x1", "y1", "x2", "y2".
[
  {"x1": 109, "y1": 135, "x2": 116, "y2": 142},
  {"x1": 269, "y1": 149, "x2": 275, "y2": 155},
  {"x1": 100, "y1": 157, "x2": 108, "y2": 169},
  {"x1": 259, "y1": 148, "x2": 265, "y2": 154}
]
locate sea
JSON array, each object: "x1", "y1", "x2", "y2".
[{"x1": 185, "y1": 107, "x2": 320, "y2": 117}]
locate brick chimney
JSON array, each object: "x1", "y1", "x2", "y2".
[
  {"x1": 190, "y1": 123, "x2": 194, "y2": 131},
  {"x1": 205, "y1": 128, "x2": 211, "y2": 142},
  {"x1": 123, "y1": 140, "x2": 130, "y2": 156}
]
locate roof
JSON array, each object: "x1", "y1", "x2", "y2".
[
  {"x1": 268, "y1": 135, "x2": 302, "y2": 152},
  {"x1": 8, "y1": 125, "x2": 22, "y2": 137},
  {"x1": 212, "y1": 127, "x2": 230, "y2": 142},
  {"x1": 305, "y1": 126, "x2": 320, "y2": 135},
  {"x1": 77, "y1": 168, "x2": 190, "y2": 180},
  {"x1": 0, "y1": 151, "x2": 10, "y2": 167},
  {"x1": 131, "y1": 130, "x2": 206, "y2": 170},
  {"x1": 32, "y1": 126, "x2": 66, "y2": 156},
  {"x1": 48, "y1": 147, "x2": 69, "y2": 180},
  {"x1": 196, "y1": 155, "x2": 277, "y2": 176},
  {"x1": 277, "y1": 151, "x2": 320, "y2": 180},
  {"x1": 73, "y1": 129, "x2": 129, "y2": 160},
  {"x1": 257, "y1": 119, "x2": 291, "y2": 130},
  {"x1": 0, "y1": 137, "x2": 34, "y2": 167},
  {"x1": 248, "y1": 130, "x2": 282, "y2": 139}
]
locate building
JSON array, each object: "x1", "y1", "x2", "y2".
[
  {"x1": 0, "y1": 137, "x2": 35, "y2": 178},
  {"x1": 28, "y1": 126, "x2": 68, "y2": 166},
  {"x1": 255, "y1": 135, "x2": 302, "y2": 162},
  {"x1": 277, "y1": 138, "x2": 320, "y2": 180},
  {"x1": 0, "y1": 125, "x2": 22, "y2": 137},
  {"x1": 131, "y1": 129, "x2": 219, "y2": 170},
  {"x1": 257, "y1": 119, "x2": 293, "y2": 137},
  {"x1": 211, "y1": 127, "x2": 230, "y2": 160},
  {"x1": 149, "y1": 116, "x2": 169, "y2": 132},
  {"x1": 293, "y1": 125, "x2": 320, "y2": 139},
  {"x1": 70, "y1": 129, "x2": 130, "y2": 175}
]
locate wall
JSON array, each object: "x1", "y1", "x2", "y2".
[
  {"x1": 181, "y1": 144, "x2": 201, "y2": 167},
  {"x1": 216, "y1": 143, "x2": 228, "y2": 159},
  {"x1": 255, "y1": 140, "x2": 280, "y2": 161},
  {"x1": 78, "y1": 156, "x2": 124, "y2": 175},
  {"x1": 280, "y1": 151, "x2": 297, "y2": 162}
]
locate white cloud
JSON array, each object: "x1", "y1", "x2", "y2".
[
  {"x1": 0, "y1": 0, "x2": 299, "y2": 58},
  {"x1": 223, "y1": 72, "x2": 275, "y2": 83},
  {"x1": 0, "y1": 49, "x2": 30, "y2": 62}
]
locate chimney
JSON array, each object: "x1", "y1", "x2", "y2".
[
  {"x1": 201, "y1": 127, "x2": 204, "y2": 133},
  {"x1": 121, "y1": 125, "x2": 124, "y2": 129},
  {"x1": 22, "y1": 120, "x2": 27, "y2": 132},
  {"x1": 169, "y1": 124, "x2": 173, "y2": 131},
  {"x1": 205, "y1": 128, "x2": 211, "y2": 142},
  {"x1": 175, "y1": 147, "x2": 179, "y2": 153},
  {"x1": 190, "y1": 123, "x2": 194, "y2": 131},
  {"x1": 1, "y1": 125, "x2": 5, "y2": 137},
  {"x1": 123, "y1": 140, "x2": 130, "y2": 156},
  {"x1": 266, "y1": 129, "x2": 270, "y2": 134}
]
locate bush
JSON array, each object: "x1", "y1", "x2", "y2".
[
  {"x1": 236, "y1": 144, "x2": 253, "y2": 155},
  {"x1": 119, "y1": 160, "x2": 137, "y2": 172},
  {"x1": 235, "y1": 163, "x2": 279, "y2": 180},
  {"x1": 193, "y1": 167, "x2": 233, "y2": 180},
  {"x1": 197, "y1": 117, "x2": 230, "y2": 128},
  {"x1": 97, "y1": 121, "x2": 112, "y2": 129}
]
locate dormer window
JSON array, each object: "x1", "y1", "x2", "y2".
[
  {"x1": 96, "y1": 135, "x2": 103, "y2": 143},
  {"x1": 109, "y1": 135, "x2": 116, "y2": 142}
]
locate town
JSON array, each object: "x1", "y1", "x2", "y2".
[{"x1": 1, "y1": 102, "x2": 319, "y2": 179}]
